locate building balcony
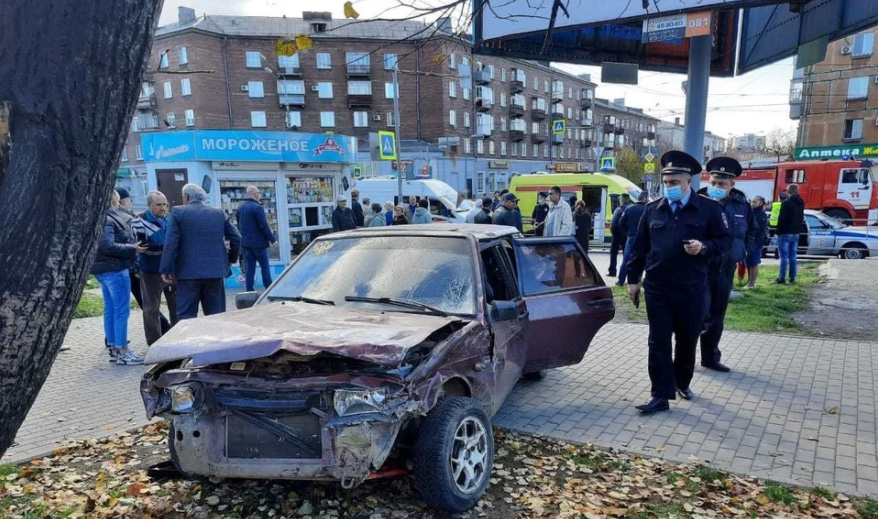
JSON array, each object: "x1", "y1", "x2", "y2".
[
  {"x1": 137, "y1": 95, "x2": 156, "y2": 110},
  {"x1": 551, "y1": 135, "x2": 564, "y2": 145},
  {"x1": 474, "y1": 124, "x2": 492, "y2": 138},
  {"x1": 531, "y1": 109, "x2": 547, "y2": 121},
  {"x1": 551, "y1": 106, "x2": 565, "y2": 118},
  {"x1": 346, "y1": 64, "x2": 371, "y2": 76},
  {"x1": 646, "y1": 131, "x2": 656, "y2": 140},
  {"x1": 532, "y1": 134, "x2": 546, "y2": 144},
  {"x1": 789, "y1": 103, "x2": 802, "y2": 119},
  {"x1": 347, "y1": 94, "x2": 373, "y2": 107},
  {"x1": 603, "y1": 123, "x2": 615, "y2": 133},
  {"x1": 615, "y1": 127, "x2": 625, "y2": 135},
  {"x1": 580, "y1": 118, "x2": 593, "y2": 127},
  {"x1": 551, "y1": 90, "x2": 564, "y2": 101},
  {"x1": 279, "y1": 94, "x2": 306, "y2": 107},
  {"x1": 474, "y1": 71, "x2": 493, "y2": 85},
  {"x1": 581, "y1": 139, "x2": 592, "y2": 148},
  {"x1": 509, "y1": 130, "x2": 525, "y2": 142},
  {"x1": 580, "y1": 98, "x2": 593, "y2": 108},
  {"x1": 509, "y1": 104, "x2": 525, "y2": 118},
  {"x1": 476, "y1": 98, "x2": 494, "y2": 112},
  {"x1": 278, "y1": 66, "x2": 302, "y2": 76}
]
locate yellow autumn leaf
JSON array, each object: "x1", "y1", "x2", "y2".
[
  {"x1": 295, "y1": 34, "x2": 313, "y2": 51},
  {"x1": 276, "y1": 38, "x2": 297, "y2": 56},
  {"x1": 343, "y1": 1, "x2": 359, "y2": 19}
]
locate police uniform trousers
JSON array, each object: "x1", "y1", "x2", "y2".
[
  {"x1": 644, "y1": 279, "x2": 709, "y2": 399},
  {"x1": 700, "y1": 257, "x2": 737, "y2": 365}
]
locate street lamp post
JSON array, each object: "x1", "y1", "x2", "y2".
[{"x1": 392, "y1": 64, "x2": 403, "y2": 203}]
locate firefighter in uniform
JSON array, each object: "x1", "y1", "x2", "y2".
[
  {"x1": 626, "y1": 151, "x2": 732, "y2": 415},
  {"x1": 697, "y1": 157, "x2": 760, "y2": 372}
]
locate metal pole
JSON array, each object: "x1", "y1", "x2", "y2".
[
  {"x1": 683, "y1": 34, "x2": 712, "y2": 192},
  {"x1": 393, "y1": 65, "x2": 403, "y2": 203}
]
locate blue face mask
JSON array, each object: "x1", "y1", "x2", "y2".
[
  {"x1": 707, "y1": 186, "x2": 728, "y2": 200},
  {"x1": 665, "y1": 185, "x2": 683, "y2": 202}
]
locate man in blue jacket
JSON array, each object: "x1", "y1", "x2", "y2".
[
  {"x1": 132, "y1": 190, "x2": 177, "y2": 345},
  {"x1": 237, "y1": 185, "x2": 277, "y2": 291},
  {"x1": 161, "y1": 184, "x2": 241, "y2": 320}
]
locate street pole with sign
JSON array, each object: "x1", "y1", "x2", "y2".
[{"x1": 392, "y1": 64, "x2": 403, "y2": 202}]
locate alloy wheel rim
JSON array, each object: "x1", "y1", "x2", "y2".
[{"x1": 449, "y1": 417, "x2": 488, "y2": 494}]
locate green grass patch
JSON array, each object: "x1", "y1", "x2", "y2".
[
  {"x1": 856, "y1": 498, "x2": 878, "y2": 519},
  {"x1": 0, "y1": 464, "x2": 17, "y2": 477},
  {"x1": 810, "y1": 486, "x2": 835, "y2": 500},
  {"x1": 694, "y1": 465, "x2": 728, "y2": 483},
  {"x1": 73, "y1": 291, "x2": 138, "y2": 319},
  {"x1": 571, "y1": 451, "x2": 631, "y2": 472},
  {"x1": 763, "y1": 482, "x2": 796, "y2": 506},
  {"x1": 611, "y1": 284, "x2": 647, "y2": 323}
]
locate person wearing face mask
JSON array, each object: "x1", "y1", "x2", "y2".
[
  {"x1": 696, "y1": 157, "x2": 759, "y2": 373},
  {"x1": 625, "y1": 151, "x2": 732, "y2": 415}
]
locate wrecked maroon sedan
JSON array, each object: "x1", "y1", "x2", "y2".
[{"x1": 141, "y1": 224, "x2": 614, "y2": 512}]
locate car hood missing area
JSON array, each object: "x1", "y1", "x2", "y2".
[{"x1": 144, "y1": 301, "x2": 462, "y2": 367}]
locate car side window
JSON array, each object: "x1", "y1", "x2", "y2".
[
  {"x1": 481, "y1": 246, "x2": 517, "y2": 302},
  {"x1": 516, "y1": 242, "x2": 597, "y2": 296},
  {"x1": 805, "y1": 215, "x2": 825, "y2": 230}
]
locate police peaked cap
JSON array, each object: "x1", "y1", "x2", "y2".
[
  {"x1": 660, "y1": 150, "x2": 702, "y2": 176},
  {"x1": 705, "y1": 157, "x2": 743, "y2": 178}
]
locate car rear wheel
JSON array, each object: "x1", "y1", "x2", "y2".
[
  {"x1": 413, "y1": 397, "x2": 494, "y2": 513},
  {"x1": 841, "y1": 244, "x2": 868, "y2": 260}
]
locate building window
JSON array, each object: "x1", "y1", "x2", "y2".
[
  {"x1": 501, "y1": 117, "x2": 507, "y2": 131},
  {"x1": 166, "y1": 112, "x2": 176, "y2": 128},
  {"x1": 316, "y1": 53, "x2": 332, "y2": 69},
  {"x1": 461, "y1": 56, "x2": 470, "y2": 67},
  {"x1": 449, "y1": 81, "x2": 457, "y2": 98},
  {"x1": 245, "y1": 51, "x2": 261, "y2": 68},
  {"x1": 544, "y1": 80, "x2": 550, "y2": 93},
  {"x1": 384, "y1": 54, "x2": 398, "y2": 70},
  {"x1": 501, "y1": 68, "x2": 507, "y2": 82},
  {"x1": 853, "y1": 32, "x2": 875, "y2": 58},
  {"x1": 278, "y1": 80, "x2": 305, "y2": 94},
  {"x1": 346, "y1": 52, "x2": 370, "y2": 72},
  {"x1": 353, "y1": 111, "x2": 369, "y2": 127},
  {"x1": 181, "y1": 78, "x2": 192, "y2": 96},
  {"x1": 500, "y1": 92, "x2": 507, "y2": 107},
  {"x1": 847, "y1": 77, "x2": 869, "y2": 100},
  {"x1": 178, "y1": 47, "x2": 188, "y2": 66},
  {"x1": 384, "y1": 82, "x2": 397, "y2": 99},
  {"x1": 844, "y1": 119, "x2": 864, "y2": 140},
  {"x1": 348, "y1": 81, "x2": 372, "y2": 95},
  {"x1": 532, "y1": 77, "x2": 538, "y2": 90},
  {"x1": 476, "y1": 140, "x2": 484, "y2": 155},
  {"x1": 121, "y1": 148, "x2": 128, "y2": 162},
  {"x1": 510, "y1": 142, "x2": 517, "y2": 157},
  {"x1": 567, "y1": 107, "x2": 573, "y2": 119},
  {"x1": 532, "y1": 122, "x2": 539, "y2": 134},
  {"x1": 464, "y1": 139, "x2": 471, "y2": 154},
  {"x1": 568, "y1": 87, "x2": 573, "y2": 99},
  {"x1": 488, "y1": 141, "x2": 495, "y2": 155},
  {"x1": 251, "y1": 111, "x2": 267, "y2": 127},
  {"x1": 320, "y1": 111, "x2": 335, "y2": 127},
  {"x1": 278, "y1": 54, "x2": 300, "y2": 70},
  {"x1": 449, "y1": 109, "x2": 457, "y2": 127},
  {"x1": 464, "y1": 112, "x2": 470, "y2": 128},
  {"x1": 543, "y1": 145, "x2": 549, "y2": 158},
  {"x1": 449, "y1": 53, "x2": 456, "y2": 69},
  {"x1": 317, "y1": 82, "x2": 334, "y2": 98},
  {"x1": 141, "y1": 82, "x2": 155, "y2": 97},
  {"x1": 533, "y1": 144, "x2": 539, "y2": 158},
  {"x1": 185, "y1": 109, "x2": 195, "y2": 126},
  {"x1": 159, "y1": 52, "x2": 169, "y2": 69},
  {"x1": 386, "y1": 111, "x2": 395, "y2": 126},
  {"x1": 135, "y1": 145, "x2": 143, "y2": 160},
  {"x1": 162, "y1": 81, "x2": 172, "y2": 99},
  {"x1": 248, "y1": 81, "x2": 264, "y2": 98},
  {"x1": 286, "y1": 111, "x2": 302, "y2": 128},
  {"x1": 463, "y1": 88, "x2": 471, "y2": 100}
]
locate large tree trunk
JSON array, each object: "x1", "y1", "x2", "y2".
[{"x1": 0, "y1": 0, "x2": 164, "y2": 458}]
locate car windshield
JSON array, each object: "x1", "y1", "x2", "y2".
[
  {"x1": 818, "y1": 213, "x2": 846, "y2": 229},
  {"x1": 264, "y1": 236, "x2": 476, "y2": 315}
]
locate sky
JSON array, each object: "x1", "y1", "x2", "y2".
[{"x1": 158, "y1": 0, "x2": 800, "y2": 140}]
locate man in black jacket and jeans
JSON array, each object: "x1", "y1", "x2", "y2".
[
  {"x1": 775, "y1": 184, "x2": 805, "y2": 284},
  {"x1": 608, "y1": 194, "x2": 631, "y2": 276}
]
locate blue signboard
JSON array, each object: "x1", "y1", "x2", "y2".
[{"x1": 141, "y1": 131, "x2": 357, "y2": 163}]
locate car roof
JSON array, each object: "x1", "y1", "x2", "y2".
[{"x1": 325, "y1": 223, "x2": 520, "y2": 241}]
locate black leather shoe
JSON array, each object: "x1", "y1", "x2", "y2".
[
  {"x1": 607, "y1": 270, "x2": 617, "y2": 277},
  {"x1": 677, "y1": 387, "x2": 694, "y2": 400},
  {"x1": 702, "y1": 362, "x2": 731, "y2": 373},
  {"x1": 635, "y1": 397, "x2": 670, "y2": 415}
]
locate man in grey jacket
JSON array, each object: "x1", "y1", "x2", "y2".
[{"x1": 544, "y1": 185, "x2": 574, "y2": 236}]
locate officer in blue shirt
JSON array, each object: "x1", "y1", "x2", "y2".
[
  {"x1": 696, "y1": 157, "x2": 759, "y2": 373},
  {"x1": 626, "y1": 151, "x2": 732, "y2": 415}
]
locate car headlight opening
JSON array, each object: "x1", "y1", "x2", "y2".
[
  {"x1": 169, "y1": 384, "x2": 201, "y2": 413},
  {"x1": 333, "y1": 389, "x2": 387, "y2": 416}
]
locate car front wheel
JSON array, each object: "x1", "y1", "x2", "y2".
[
  {"x1": 841, "y1": 246, "x2": 867, "y2": 260},
  {"x1": 413, "y1": 397, "x2": 494, "y2": 513}
]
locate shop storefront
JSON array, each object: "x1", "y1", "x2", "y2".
[{"x1": 141, "y1": 130, "x2": 357, "y2": 288}]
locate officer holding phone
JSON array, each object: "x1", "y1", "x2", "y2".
[{"x1": 625, "y1": 151, "x2": 732, "y2": 415}]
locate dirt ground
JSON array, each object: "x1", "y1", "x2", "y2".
[{"x1": 793, "y1": 258, "x2": 878, "y2": 342}]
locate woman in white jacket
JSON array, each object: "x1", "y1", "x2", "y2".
[{"x1": 544, "y1": 186, "x2": 574, "y2": 236}]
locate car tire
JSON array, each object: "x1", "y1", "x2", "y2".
[
  {"x1": 521, "y1": 370, "x2": 544, "y2": 381},
  {"x1": 841, "y1": 244, "x2": 868, "y2": 260},
  {"x1": 413, "y1": 397, "x2": 494, "y2": 513}
]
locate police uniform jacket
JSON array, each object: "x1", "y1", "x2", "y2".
[
  {"x1": 625, "y1": 194, "x2": 732, "y2": 286},
  {"x1": 619, "y1": 202, "x2": 647, "y2": 238},
  {"x1": 696, "y1": 187, "x2": 758, "y2": 264}
]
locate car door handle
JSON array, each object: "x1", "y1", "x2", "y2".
[{"x1": 587, "y1": 298, "x2": 614, "y2": 307}]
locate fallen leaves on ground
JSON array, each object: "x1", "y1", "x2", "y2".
[{"x1": 0, "y1": 422, "x2": 872, "y2": 519}]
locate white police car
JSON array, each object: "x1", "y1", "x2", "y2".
[{"x1": 767, "y1": 210, "x2": 878, "y2": 259}]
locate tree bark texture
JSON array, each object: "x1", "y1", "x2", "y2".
[{"x1": 0, "y1": 0, "x2": 164, "y2": 458}]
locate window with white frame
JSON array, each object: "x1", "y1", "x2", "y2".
[
  {"x1": 501, "y1": 141, "x2": 508, "y2": 156},
  {"x1": 848, "y1": 77, "x2": 869, "y2": 100},
  {"x1": 462, "y1": 56, "x2": 469, "y2": 67},
  {"x1": 317, "y1": 82, "x2": 333, "y2": 98},
  {"x1": 251, "y1": 111, "x2": 267, "y2": 127},
  {"x1": 464, "y1": 138, "x2": 471, "y2": 153},
  {"x1": 543, "y1": 145, "x2": 549, "y2": 158},
  {"x1": 567, "y1": 107, "x2": 573, "y2": 119},
  {"x1": 544, "y1": 80, "x2": 550, "y2": 93},
  {"x1": 162, "y1": 81, "x2": 172, "y2": 99},
  {"x1": 386, "y1": 111, "x2": 395, "y2": 126},
  {"x1": 320, "y1": 111, "x2": 335, "y2": 127},
  {"x1": 844, "y1": 119, "x2": 864, "y2": 140},
  {"x1": 245, "y1": 51, "x2": 261, "y2": 68},
  {"x1": 552, "y1": 80, "x2": 563, "y2": 93},
  {"x1": 278, "y1": 54, "x2": 300, "y2": 70},
  {"x1": 533, "y1": 144, "x2": 539, "y2": 158},
  {"x1": 476, "y1": 139, "x2": 484, "y2": 154},
  {"x1": 532, "y1": 77, "x2": 538, "y2": 90},
  {"x1": 248, "y1": 81, "x2": 264, "y2": 98},
  {"x1": 185, "y1": 109, "x2": 195, "y2": 126},
  {"x1": 463, "y1": 88, "x2": 470, "y2": 100},
  {"x1": 181, "y1": 78, "x2": 192, "y2": 96},
  {"x1": 489, "y1": 141, "x2": 495, "y2": 155},
  {"x1": 166, "y1": 112, "x2": 176, "y2": 128},
  {"x1": 278, "y1": 80, "x2": 305, "y2": 94},
  {"x1": 510, "y1": 119, "x2": 526, "y2": 132},
  {"x1": 141, "y1": 82, "x2": 155, "y2": 97},
  {"x1": 135, "y1": 145, "x2": 143, "y2": 160},
  {"x1": 512, "y1": 68, "x2": 525, "y2": 83},
  {"x1": 501, "y1": 117, "x2": 507, "y2": 131},
  {"x1": 449, "y1": 53, "x2": 456, "y2": 69},
  {"x1": 853, "y1": 32, "x2": 875, "y2": 58},
  {"x1": 487, "y1": 64, "x2": 495, "y2": 79},
  {"x1": 531, "y1": 122, "x2": 539, "y2": 134},
  {"x1": 464, "y1": 112, "x2": 470, "y2": 127},
  {"x1": 286, "y1": 111, "x2": 302, "y2": 128},
  {"x1": 316, "y1": 53, "x2": 332, "y2": 69},
  {"x1": 178, "y1": 47, "x2": 188, "y2": 66},
  {"x1": 384, "y1": 83, "x2": 397, "y2": 99},
  {"x1": 559, "y1": 148, "x2": 565, "y2": 159},
  {"x1": 346, "y1": 52, "x2": 370, "y2": 71},
  {"x1": 501, "y1": 68, "x2": 507, "y2": 82},
  {"x1": 500, "y1": 92, "x2": 507, "y2": 107},
  {"x1": 568, "y1": 87, "x2": 573, "y2": 99},
  {"x1": 449, "y1": 81, "x2": 457, "y2": 98},
  {"x1": 159, "y1": 52, "x2": 169, "y2": 69},
  {"x1": 449, "y1": 109, "x2": 457, "y2": 127},
  {"x1": 121, "y1": 148, "x2": 128, "y2": 162},
  {"x1": 353, "y1": 111, "x2": 369, "y2": 127},
  {"x1": 348, "y1": 81, "x2": 372, "y2": 95},
  {"x1": 384, "y1": 54, "x2": 398, "y2": 70},
  {"x1": 511, "y1": 142, "x2": 517, "y2": 157}
]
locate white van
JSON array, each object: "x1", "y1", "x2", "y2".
[{"x1": 354, "y1": 177, "x2": 469, "y2": 222}]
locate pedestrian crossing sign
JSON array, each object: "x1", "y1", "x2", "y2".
[
  {"x1": 600, "y1": 156, "x2": 616, "y2": 170},
  {"x1": 644, "y1": 162, "x2": 655, "y2": 174},
  {"x1": 378, "y1": 131, "x2": 397, "y2": 160},
  {"x1": 553, "y1": 119, "x2": 565, "y2": 135}
]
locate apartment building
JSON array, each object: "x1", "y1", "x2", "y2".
[
  {"x1": 591, "y1": 98, "x2": 659, "y2": 159},
  {"x1": 656, "y1": 118, "x2": 727, "y2": 162},
  {"x1": 119, "y1": 7, "x2": 601, "y2": 200}
]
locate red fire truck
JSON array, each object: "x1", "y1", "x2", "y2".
[{"x1": 700, "y1": 160, "x2": 878, "y2": 224}]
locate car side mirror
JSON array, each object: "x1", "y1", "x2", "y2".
[
  {"x1": 235, "y1": 291, "x2": 261, "y2": 309},
  {"x1": 490, "y1": 300, "x2": 518, "y2": 322}
]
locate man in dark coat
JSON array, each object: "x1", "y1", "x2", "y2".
[
  {"x1": 492, "y1": 193, "x2": 523, "y2": 231},
  {"x1": 237, "y1": 185, "x2": 277, "y2": 291},
  {"x1": 350, "y1": 189, "x2": 365, "y2": 227},
  {"x1": 132, "y1": 190, "x2": 177, "y2": 346},
  {"x1": 608, "y1": 194, "x2": 631, "y2": 276},
  {"x1": 532, "y1": 192, "x2": 550, "y2": 236},
  {"x1": 161, "y1": 184, "x2": 241, "y2": 320},
  {"x1": 474, "y1": 197, "x2": 493, "y2": 224},
  {"x1": 332, "y1": 197, "x2": 357, "y2": 232},
  {"x1": 616, "y1": 191, "x2": 648, "y2": 287}
]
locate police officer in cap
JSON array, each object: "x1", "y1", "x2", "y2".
[
  {"x1": 626, "y1": 151, "x2": 732, "y2": 415},
  {"x1": 697, "y1": 157, "x2": 760, "y2": 372}
]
